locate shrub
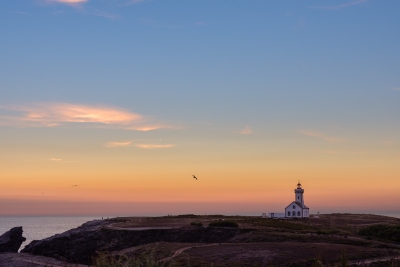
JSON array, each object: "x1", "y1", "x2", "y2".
[{"x1": 190, "y1": 222, "x2": 203, "y2": 227}]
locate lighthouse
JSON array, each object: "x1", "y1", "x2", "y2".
[
  {"x1": 267, "y1": 181, "x2": 310, "y2": 219},
  {"x1": 285, "y1": 181, "x2": 309, "y2": 218}
]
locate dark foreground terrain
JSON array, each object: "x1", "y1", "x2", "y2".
[{"x1": 1, "y1": 213, "x2": 400, "y2": 266}]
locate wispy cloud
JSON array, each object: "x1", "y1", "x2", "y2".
[
  {"x1": 239, "y1": 125, "x2": 253, "y2": 135},
  {"x1": 0, "y1": 102, "x2": 174, "y2": 131},
  {"x1": 299, "y1": 130, "x2": 344, "y2": 143},
  {"x1": 311, "y1": 0, "x2": 367, "y2": 10},
  {"x1": 392, "y1": 88, "x2": 400, "y2": 91},
  {"x1": 44, "y1": 0, "x2": 88, "y2": 6},
  {"x1": 128, "y1": 124, "x2": 181, "y2": 132},
  {"x1": 105, "y1": 141, "x2": 132, "y2": 148},
  {"x1": 13, "y1": 103, "x2": 140, "y2": 124},
  {"x1": 135, "y1": 144, "x2": 175, "y2": 149},
  {"x1": 50, "y1": 158, "x2": 62, "y2": 161}
]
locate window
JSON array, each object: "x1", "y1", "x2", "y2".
[
  {"x1": 293, "y1": 205, "x2": 296, "y2": 209},
  {"x1": 287, "y1": 211, "x2": 291, "y2": 216},
  {"x1": 297, "y1": 196, "x2": 299, "y2": 199},
  {"x1": 297, "y1": 211, "x2": 300, "y2": 216}
]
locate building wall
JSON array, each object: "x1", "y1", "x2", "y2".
[
  {"x1": 285, "y1": 203, "x2": 302, "y2": 217},
  {"x1": 284, "y1": 202, "x2": 309, "y2": 218}
]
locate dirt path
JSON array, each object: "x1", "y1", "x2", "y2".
[
  {"x1": 106, "y1": 222, "x2": 175, "y2": 231},
  {"x1": 349, "y1": 255, "x2": 400, "y2": 265},
  {"x1": 158, "y1": 243, "x2": 220, "y2": 263}
]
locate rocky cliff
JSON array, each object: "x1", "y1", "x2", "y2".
[
  {"x1": 21, "y1": 220, "x2": 252, "y2": 265},
  {"x1": 0, "y1": 227, "x2": 26, "y2": 253}
]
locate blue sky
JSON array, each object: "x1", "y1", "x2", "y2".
[
  {"x1": 2, "y1": 1, "x2": 399, "y2": 119},
  {"x1": 1, "y1": 0, "x2": 400, "y2": 215}
]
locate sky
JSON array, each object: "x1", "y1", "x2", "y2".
[{"x1": 1, "y1": 0, "x2": 399, "y2": 216}]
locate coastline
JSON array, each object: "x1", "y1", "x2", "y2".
[{"x1": 1, "y1": 213, "x2": 399, "y2": 266}]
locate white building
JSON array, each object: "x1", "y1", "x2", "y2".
[
  {"x1": 267, "y1": 181, "x2": 310, "y2": 218},
  {"x1": 284, "y1": 181, "x2": 309, "y2": 218}
]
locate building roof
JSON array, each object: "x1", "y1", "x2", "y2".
[{"x1": 285, "y1": 201, "x2": 309, "y2": 210}]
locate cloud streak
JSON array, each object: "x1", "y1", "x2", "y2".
[
  {"x1": 135, "y1": 144, "x2": 175, "y2": 149},
  {"x1": 105, "y1": 141, "x2": 132, "y2": 148},
  {"x1": 44, "y1": 0, "x2": 88, "y2": 6},
  {"x1": 311, "y1": 0, "x2": 367, "y2": 10},
  {"x1": 15, "y1": 103, "x2": 141, "y2": 125},
  {"x1": 48, "y1": 0, "x2": 88, "y2": 3},
  {"x1": 299, "y1": 130, "x2": 344, "y2": 143},
  {"x1": 0, "y1": 102, "x2": 174, "y2": 131},
  {"x1": 127, "y1": 124, "x2": 180, "y2": 132}
]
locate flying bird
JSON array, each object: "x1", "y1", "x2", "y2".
[{"x1": 192, "y1": 175, "x2": 197, "y2": 180}]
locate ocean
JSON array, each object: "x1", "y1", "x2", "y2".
[
  {"x1": 1, "y1": 213, "x2": 399, "y2": 252},
  {"x1": 0, "y1": 216, "x2": 101, "y2": 251}
]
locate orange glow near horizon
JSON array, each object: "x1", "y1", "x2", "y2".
[{"x1": 1, "y1": 103, "x2": 399, "y2": 216}]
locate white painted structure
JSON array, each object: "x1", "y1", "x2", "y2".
[{"x1": 285, "y1": 182, "x2": 309, "y2": 218}]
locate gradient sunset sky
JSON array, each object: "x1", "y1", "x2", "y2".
[{"x1": 1, "y1": 0, "x2": 399, "y2": 216}]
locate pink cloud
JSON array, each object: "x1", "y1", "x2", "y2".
[
  {"x1": 16, "y1": 103, "x2": 141, "y2": 125},
  {"x1": 0, "y1": 102, "x2": 177, "y2": 131}
]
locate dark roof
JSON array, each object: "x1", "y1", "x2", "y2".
[{"x1": 285, "y1": 201, "x2": 309, "y2": 210}]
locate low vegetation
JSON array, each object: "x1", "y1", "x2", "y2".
[
  {"x1": 358, "y1": 224, "x2": 400, "y2": 243},
  {"x1": 92, "y1": 252, "x2": 174, "y2": 267},
  {"x1": 317, "y1": 228, "x2": 340, "y2": 235},
  {"x1": 175, "y1": 214, "x2": 198, "y2": 218},
  {"x1": 251, "y1": 218, "x2": 316, "y2": 231},
  {"x1": 208, "y1": 220, "x2": 238, "y2": 228}
]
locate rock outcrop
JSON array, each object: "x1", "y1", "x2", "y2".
[
  {"x1": 21, "y1": 220, "x2": 252, "y2": 265},
  {"x1": 0, "y1": 227, "x2": 26, "y2": 253}
]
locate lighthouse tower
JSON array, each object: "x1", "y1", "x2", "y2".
[{"x1": 295, "y1": 181, "x2": 304, "y2": 207}]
